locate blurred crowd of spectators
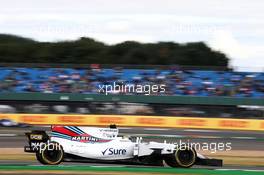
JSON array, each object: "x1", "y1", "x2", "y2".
[
  {"x1": 0, "y1": 66, "x2": 263, "y2": 97},
  {"x1": 0, "y1": 101, "x2": 263, "y2": 119}
]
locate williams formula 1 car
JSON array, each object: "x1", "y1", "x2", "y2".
[{"x1": 24, "y1": 125, "x2": 222, "y2": 168}]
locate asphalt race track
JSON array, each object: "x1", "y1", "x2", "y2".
[
  {"x1": 0, "y1": 161, "x2": 264, "y2": 171},
  {"x1": 0, "y1": 126, "x2": 263, "y2": 172}
]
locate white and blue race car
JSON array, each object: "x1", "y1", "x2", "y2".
[{"x1": 24, "y1": 125, "x2": 222, "y2": 168}]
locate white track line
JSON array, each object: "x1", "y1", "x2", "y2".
[
  {"x1": 192, "y1": 135, "x2": 222, "y2": 139},
  {"x1": 0, "y1": 134, "x2": 17, "y2": 137},
  {"x1": 184, "y1": 129, "x2": 221, "y2": 133},
  {"x1": 144, "y1": 128, "x2": 170, "y2": 131},
  {"x1": 119, "y1": 127, "x2": 132, "y2": 130},
  {"x1": 231, "y1": 137, "x2": 256, "y2": 140},
  {"x1": 161, "y1": 135, "x2": 185, "y2": 138},
  {"x1": 243, "y1": 170, "x2": 264, "y2": 172},
  {"x1": 216, "y1": 169, "x2": 264, "y2": 172}
]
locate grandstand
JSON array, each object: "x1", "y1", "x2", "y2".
[{"x1": 0, "y1": 67, "x2": 263, "y2": 97}]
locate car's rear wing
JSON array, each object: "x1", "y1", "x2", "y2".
[{"x1": 24, "y1": 130, "x2": 49, "y2": 153}]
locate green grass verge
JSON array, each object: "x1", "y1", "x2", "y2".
[{"x1": 0, "y1": 165, "x2": 263, "y2": 175}]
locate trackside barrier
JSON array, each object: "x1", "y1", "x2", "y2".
[{"x1": 0, "y1": 114, "x2": 263, "y2": 131}]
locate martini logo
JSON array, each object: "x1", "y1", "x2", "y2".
[
  {"x1": 102, "y1": 148, "x2": 126, "y2": 155},
  {"x1": 72, "y1": 135, "x2": 99, "y2": 142}
]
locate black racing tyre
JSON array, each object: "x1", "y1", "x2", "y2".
[
  {"x1": 165, "y1": 146, "x2": 197, "y2": 168},
  {"x1": 36, "y1": 151, "x2": 47, "y2": 165},
  {"x1": 38, "y1": 142, "x2": 64, "y2": 165}
]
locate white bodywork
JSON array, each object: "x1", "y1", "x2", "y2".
[{"x1": 50, "y1": 126, "x2": 176, "y2": 160}]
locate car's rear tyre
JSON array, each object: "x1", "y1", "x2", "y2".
[
  {"x1": 165, "y1": 146, "x2": 197, "y2": 168},
  {"x1": 36, "y1": 151, "x2": 47, "y2": 165},
  {"x1": 36, "y1": 142, "x2": 64, "y2": 165}
]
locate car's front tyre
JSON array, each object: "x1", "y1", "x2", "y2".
[{"x1": 164, "y1": 146, "x2": 197, "y2": 168}]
